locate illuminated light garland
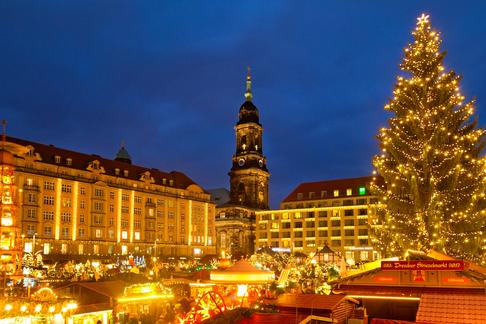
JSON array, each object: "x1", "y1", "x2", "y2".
[{"x1": 369, "y1": 14, "x2": 486, "y2": 264}]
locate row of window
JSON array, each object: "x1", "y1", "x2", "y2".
[
  {"x1": 296, "y1": 186, "x2": 367, "y2": 200},
  {"x1": 259, "y1": 228, "x2": 368, "y2": 238},
  {"x1": 264, "y1": 238, "x2": 369, "y2": 248},
  {"x1": 35, "y1": 182, "x2": 180, "y2": 208},
  {"x1": 259, "y1": 208, "x2": 368, "y2": 221},
  {"x1": 259, "y1": 218, "x2": 368, "y2": 230}
]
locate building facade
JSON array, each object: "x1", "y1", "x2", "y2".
[
  {"x1": 1, "y1": 136, "x2": 216, "y2": 261},
  {"x1": 255, "y1": 176, "x2": 384, "y2": 262},
  {"x1": 0, "y1": 139, "x2": 22, "y2": 274},
  {"x1": 214, "y1": 70, "x2": 270, "y2": 257}
]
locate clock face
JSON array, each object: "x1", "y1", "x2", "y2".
[
  {"x1": 258, "y1": 159, "x2": 264, "y2": 167},
  {"x1": 238, "y1": 158, "x2": 245, "y2": 166}
]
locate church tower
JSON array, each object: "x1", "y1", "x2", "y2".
[{"x1": 229, "y1": 69, "x2": 270, "y2": 209}]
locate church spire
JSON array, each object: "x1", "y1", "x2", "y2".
[{"x1": 244, "y1": 66, "x2": 252, "y2": 101}]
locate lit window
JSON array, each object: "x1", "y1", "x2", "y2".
[
  {"x1": 333, "y1": 190, "x2": 339, "y2": 197},
  {"x1": 44, "y1": 226, "x2": 52, "y2": 236},
  {"x1": 26, "y1": 178, "x2": 33, "y2": 186},
  {"x1": 93, "y1": 244, "x2": 99, "y2": 254},
  {"x1": 95, "y1": 229, "x2": 102, "y2": 238},
  {"x1": 43, "y1": 243, "x2": 51, "y2": 255},
  {"x1": 66, "y1": 158, "x2": 72, "y2": 166},
  {"x1": 55, "y1": 156, "x2": 61, "y2": 164},
  {"x1": 61, "y1": 244, "x2": 68, "y2": 254},
  {"x1": 121, "y1": 231, "x2": 128, "y2": 240},
  {"x1": 358, "y1": 186, "x2": 366, "y2": 195},
  {"x1": 134, "y1": 232, "x2": 140, "y2": 240},
  {"x1": 78, "y1": 244, "x2": 84, "y2": 254},
  {"x1": 346, "y1": 188, "x2": 352, "y2": 196},
  {"x1": 121, "y1": 245, "x2": 128, "y2": 255}
]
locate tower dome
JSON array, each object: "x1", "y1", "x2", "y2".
[
  {"x1": 115, "y1": 142, "x2": 132, "y2": 164},
  {"x1": 237, "y1": 68, "x2": 260, "y2": 125}
]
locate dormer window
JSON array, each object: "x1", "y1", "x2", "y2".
[
  {"x1": 162, "y1": 178, "x2": 167, "y2": 185},
  {"x1": 169, "y1": 180, "x2": 174, "y2": 186},
  {"x1": 123, "y1": 170, "x2": 128, "y2": 177},
  {"x1": 115, "y1": 168, "x2": 120, "y2": 176},
  {"x1": 346, "y1": 188, "x2": 352, "y2": 196},
  {"x1": 333, "y1": 190, "x2": 339, "y2": 197},
  {"x1": 55, "y1": 156, "x2": 61, "y2": 164},
  {"x1": 297, "y1": 193, "x2": 303, "y2": 200},
  {"x1": 66, "y1": 158, "x2": 72, "y2": 166}
]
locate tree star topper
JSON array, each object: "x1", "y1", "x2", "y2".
[{"x1": 417, "y1": 13, "x2": 429, "y2": 26}]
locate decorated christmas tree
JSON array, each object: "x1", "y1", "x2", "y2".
[{"x1": 370, "y1": 14, "x2": 486, "y2": 264}]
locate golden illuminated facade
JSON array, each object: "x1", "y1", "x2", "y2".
[
  {"x1": 0, "y1": 140, "x2": 22, "y2": 273},
  {"x1": 255, "y1": 176, "x2": 384, "y2": 262},
  {"x1": 2, "y1": 136, "x2": 216, "y2": 260},
  {"x1": 215, "y1": 70, "x2": 269, "y2": 257}
]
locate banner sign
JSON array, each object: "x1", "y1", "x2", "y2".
[{"x1": 381, "y1": 260, "x2": 465, "y2": 271}]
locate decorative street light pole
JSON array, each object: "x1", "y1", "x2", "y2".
[{"x1": 32, "y1": 232, "x2": 37, "y2": 253}]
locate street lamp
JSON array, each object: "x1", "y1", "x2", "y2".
[
  {"x1": 32, "y1": 233, "x2": 37, "y2": 254},
  {"x1": 153, "y1": 239, "x2": 159, "y2": 258}
]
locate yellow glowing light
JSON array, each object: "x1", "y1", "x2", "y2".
[
  {"x1": 129, "y1": 190, "x2": 134, "y2": 242},
  {"x1": 348, "y1": 295, "x2": 420, "y2": 301},
  {"x1": 35, "y1": 305, "x2": 42, "y2": 312},
  {"x1": 117, "y1": 294, "x2": 174, "y2": 303},
  {"x1": 1, "y1": 217, "x2": 13, "y2": 226},
  {"x1": 210, "y1": 272, "x2": 275, "y2": 283},
  {"x1": 20, "y1": 305, "x2": 27, "y2": 312},
  {"x1": 4, "y1": 304, "x2": 12, "y2": 311},
  {"x1": 49, "y1": 306, "x2": 55, "y2": 313},
  {"x1": 66, "y1": 302, "x2": 77, "y2": 310},
  {"x1": 55, "y1": 179, "x2": 62, "y2": 240},
  {"x1": 72, "y1": 181, "x2": 79, "y2": 240},
  {"x1": 237, "y1": 284, "x2": 248, "y2": 297}
]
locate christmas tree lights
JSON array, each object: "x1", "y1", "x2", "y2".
[{"x1": 370, "y1": 14, "x2": 486, "y2": 264}]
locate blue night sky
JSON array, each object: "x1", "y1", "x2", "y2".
[{"x1": 1, "y1": 1, "x2": 486, "y2": 207}]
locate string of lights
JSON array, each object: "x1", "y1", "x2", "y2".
[{"x1": 369, "y1": 14, "x2": 486, "y2": 264}]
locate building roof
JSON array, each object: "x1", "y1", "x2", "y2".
[
  {"x1": 271, "y1": 293, "x2": 356, "y2": 311},
  {"x1": 7, "y1": 136, "x2": 203, "y2": 191},
  {"x1": 210, "y1": 259, "x2": 274, "y2": 284},
  {"x1": 416, "y1": 293, "x2": 486, "y2": 324},
  {"x1": 216, "y1": 259, "x2": 270, "y2": 274},
  {"x1": 282, "y1": 175, "x2": 385, "y2": 203},
  {"x1": 207, "y1": 188, "x2": 231, "y2": 207},
  {"x1": 75, "y1": 280, "x2": 127, "y2": 299}
]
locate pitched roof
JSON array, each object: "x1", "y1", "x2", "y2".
[
  {"x1": 7, "y1": 136, "x2": 201, "y2": 191},
  {"x1": 272, "y1": 293, "x2": 355, "y2": 310},
  {"x1": 75, "y1": 280, "x2": 127, "y2": 299},
  {"x1": 282, "y1": 176, "x2": 384, "y2": 203},
  {"x1": 416, "y1": 293, "x2": 486, "y2": 324}
]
